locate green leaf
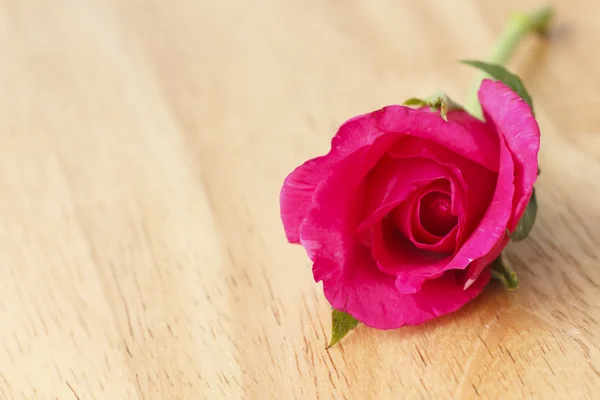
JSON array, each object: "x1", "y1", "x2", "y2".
[
  {"x1": 460, "y1": 60, "x2": 534, "y2": 113},
  {"x1": 327, "y1": 310, "x2": 359, "y2": 348},
  {"x1": 490, "y1": 253, "x2": 519, "y2": 291},
  {"x1": 403, "y1": 92, "x2": 464, "y2": 121},
  {"x1": 510, "y1": 187, "x2": 538, "y2": 241}
]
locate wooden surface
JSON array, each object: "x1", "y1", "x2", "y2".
[{"x1": 1, "y1": 0, "x2": 599, "y2": 398}]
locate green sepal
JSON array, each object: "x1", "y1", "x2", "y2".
[
  {"x1": 490, "y1": 253, "x2": 519, "y2": 291},
  {"x1": 510, "y1": 187, "x2": 538, "y2": 241},
  {"x1": 327, "y1": 309, "x2": 359, "y2": 349},
  {"x1": 403, "y1": 92, "x2": 464, "y2": 121}
]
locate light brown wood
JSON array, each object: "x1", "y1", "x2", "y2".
[{"x1": 0, "y1": 0, "x2": 599, "y2": 398}]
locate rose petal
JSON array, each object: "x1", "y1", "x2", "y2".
[
  {"x1": 280, "y1": 111, "x2": 392, "y2": 243},
  {"x1": 478, "y1": 79, "x2": 541, "y2": 230},
  {"x1": 447, "y1": 110, "x2": 500, "y2": 165}
]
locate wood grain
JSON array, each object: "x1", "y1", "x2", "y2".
[{"x1": 0, "y1": 0, "x2": 599, "y2": 398}]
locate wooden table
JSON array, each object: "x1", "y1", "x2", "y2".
[{"x1": 1, "y1": 0, "x2": 599, "y2": 398}]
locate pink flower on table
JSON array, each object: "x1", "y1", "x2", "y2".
[{"x1": 280, "y1": 80, "x2": 540, "y2": 330}]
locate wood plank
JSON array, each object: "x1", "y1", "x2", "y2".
[{"x1": 0, "y1": 0, "x2": 598, "y2": 398}]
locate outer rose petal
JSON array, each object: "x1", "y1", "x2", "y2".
[
  {"x1": 478, "y1": 79, "x2": 541, "y2": 230},
  {"x1": 280, "y1": 156, "x2": 333, "y2": 243},
  {"x1": 280, "y1": 111, "x2": 391, "y2": 243},
  {"x1": 322, "y1": 249, "x2": 491, "y2": 329},
  {"x1": 300, "y1": 139, "x2": 399, "y2": 284}
]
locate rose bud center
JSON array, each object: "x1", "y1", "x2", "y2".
[{"x1": 419, "y1": 191, "x2": 457, "y2": 237}]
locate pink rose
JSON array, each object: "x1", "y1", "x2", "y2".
[{"x1": 280, "y1": 80, "x2": 541, "y2": 329}]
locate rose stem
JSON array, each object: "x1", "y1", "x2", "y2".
[{"x1": 464, "y1": 5, "x2": 554, "y2": 118}]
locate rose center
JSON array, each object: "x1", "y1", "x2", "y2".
[{"x1": 419, "y1": 191, "x2": 457, "y2": 237}]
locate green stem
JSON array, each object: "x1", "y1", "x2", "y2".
[{"x1": 465, "y1": 5, "x2": 553, "y2": 117}]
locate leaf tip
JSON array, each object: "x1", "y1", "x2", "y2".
[
  {"x1": 460, "y1": 60, "x2": 534, "y2": 112},
  {"x1": 329, "y1": 309, "x2": 359, "y2": 348}
]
